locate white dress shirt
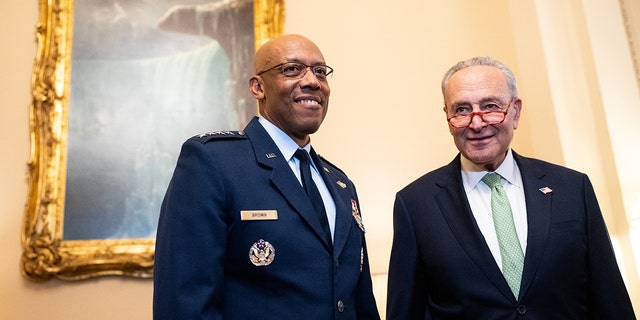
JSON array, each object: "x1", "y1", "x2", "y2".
[{"x1": 460, "y1": 149, "x2": 528, "y2": 270}]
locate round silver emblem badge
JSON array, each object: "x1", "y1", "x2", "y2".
[{"x1": 249, "y1": 239, "x2": 275, "y2": 266}]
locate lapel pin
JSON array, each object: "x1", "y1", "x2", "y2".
[
  {"x1": 323, "y1": 166, "x2": 330, "y2": 173},
  {"x1": 266, "y1": 153, "x2": 277, "y2": 159},
  {"x1": 336, "y1": 180, "x2": 347, "y2": 189},
  {"x1": 539, "y1": 187, "x2": 553, "y2": 194}
]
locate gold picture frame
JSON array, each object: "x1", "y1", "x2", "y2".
[{"x1": 21, "y1": 0, "x2": 285, "y2": 281}]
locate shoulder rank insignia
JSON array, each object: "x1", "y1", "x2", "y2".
[
  {"x1": 249, "y1": 239, "x2": 275, "y2": 266},
  {"x1": 197, "y1": 130, "x2": 245, "y2": 138}
]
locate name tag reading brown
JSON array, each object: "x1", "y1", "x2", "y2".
[{"x1": 241, "y1": 210, "x2": 278, "y2": 221}]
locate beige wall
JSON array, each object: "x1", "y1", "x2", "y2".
[{"x1": 1, "y1": 0, "x2": 638, "y2": 318}]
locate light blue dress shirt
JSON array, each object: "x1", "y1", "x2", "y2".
[{"x1": 258, "y1": 117, "x2": 336, "y2": 240}]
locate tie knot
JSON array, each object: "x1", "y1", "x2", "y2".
[
  {"x1": 481, "y1": 172, "x2": 503, "y2": 188},
  {"x1": 293, "y1": 149, "x2": 310, "y2": 162}
]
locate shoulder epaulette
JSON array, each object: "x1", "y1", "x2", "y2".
[{"x1": 194, "y1": 130, "x2": 247, "y2": 142}]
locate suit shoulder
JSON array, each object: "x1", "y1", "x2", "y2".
[
  {"x1": 399, "y1": 163, "x2": 456, "y2": 194},
  {"x1": 516, "y1": 154, "x2": 585, "y2": 177},
  {"x1": 191, "y1": 130, "x2": 248, "y2": 144}
]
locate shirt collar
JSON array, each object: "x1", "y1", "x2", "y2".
[
  {"x1": 461, "y1": 149, "x2": 520, "y2": 192},
  {"x1": 258, "y1": 117, "x2": 310, "y2": 161}
]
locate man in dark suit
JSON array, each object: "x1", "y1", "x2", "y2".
[
  {"x1": 153, "y1": 34, "x2": 380, "y2": 319},
  {"x1": 386, "y1": 56, "x2": 636, "y2": 319}
]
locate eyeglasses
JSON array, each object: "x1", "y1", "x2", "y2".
[
  {"x1": 446, "y1": 100, "x2": 513, "y2": 128},
  {"x1": 257, "y1": 62, "x2": 334, "y2": 80}
]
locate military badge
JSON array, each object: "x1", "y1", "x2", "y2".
[
  {"x1": 351, "y1": 199, "x2": 366, "y2": 232},
  {"x1": 249, "y1": 239, "x2": 275, "y2": 266},
  {"x1": 360, "y1": 247, "x2": 364, "y2": 272},
  {"x1": 198, "y1": 130, "x2": 239, "y2": 138}
]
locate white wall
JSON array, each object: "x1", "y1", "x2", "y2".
[{"x1": 1, "y1": 0, "x2": 637, "y2": 319}]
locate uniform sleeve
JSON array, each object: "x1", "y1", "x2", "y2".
[
  {"x1": 153, "y1": 139, "x2": 228, "y2": 320},
  {"x1": 583, "y1": 174, "x2": 636, "y2": 318},
  {"x1": 353, "y1": 191, "x2": 382, "y2": 320}
]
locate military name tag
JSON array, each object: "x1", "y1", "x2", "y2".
[{"x1": 241, "y1": 210, "x2": 278, "y2": 221}]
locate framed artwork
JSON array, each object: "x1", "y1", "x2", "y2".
[
  {"x1": 620, "y1": 0, "x2": 640, "y2": 90},
  {"x1": 21, "y1": 0, "x2": 284, "y2": 281}
]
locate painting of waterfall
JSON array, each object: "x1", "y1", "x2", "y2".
[{"x1": 63, "y1": 0, "x2": 255, "y2": 240}]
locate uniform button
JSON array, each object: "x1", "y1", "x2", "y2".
[
  {"x1": 517, "y1": 305, "x2": 527, "y2": 315},
  {"x1": 337, "y1": 300, "x2": 345, "y2": 312}
]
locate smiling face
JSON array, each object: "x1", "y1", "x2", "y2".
[
  {"x1": 443, "y1": 65, "x2": 522, "y2": 171},
  {"x1": 249, "y1": 34, "x2": 330, "y2": 147}
]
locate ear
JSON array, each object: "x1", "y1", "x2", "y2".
[
  {"x1": 249, "y1": 76, "x2": 265, "y2": 99},
  {"x1": 443, "y1": 105, "x2": 455, "y2": 135},
  {"x1": 512, "y1": 98, "x2": 522, "y2": 129}
]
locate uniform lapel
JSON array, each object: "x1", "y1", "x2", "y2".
[
  {"x1": 243, "y1": 118, "x2": 333, "y2": 252},
  {"x1": 436, "y1": 155, "x2": 516, "y2": 301},
  {"x1": 310, "y1": 149, "x2": 351, "y2": 256}
]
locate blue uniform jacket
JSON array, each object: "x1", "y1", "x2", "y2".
[{"x1": 154, "y1": 117, "x2": 380, "y2": 319}]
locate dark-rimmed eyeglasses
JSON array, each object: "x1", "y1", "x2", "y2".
[
  {"x1": 257, "y1": 62, "x2": 333, "y2": 80},
  {"x1": 446, "y1": 99, "x2": 514, "y2": 128}
]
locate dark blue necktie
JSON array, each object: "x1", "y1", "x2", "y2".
[{"x1": 294, "y1": 149, "x2": 331, "y2": 245}]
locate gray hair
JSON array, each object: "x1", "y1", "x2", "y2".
[{"x1": 441, "y1": 56, "x2": 518, "y2": 99}]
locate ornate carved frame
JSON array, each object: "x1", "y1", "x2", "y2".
[
  {"x1": 21, "y1": 0, "x2": 285, "y2": 281},
  {"x1": 619, "y1": 0, "x2": 640, "y2": 92}
]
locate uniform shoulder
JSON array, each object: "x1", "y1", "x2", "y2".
[
  {"x1": 317, "y1": 154, "x2": 346, "y2": 176},
  {"x1": 191, "y1": 130, "x2": 248, "y2": 144}
]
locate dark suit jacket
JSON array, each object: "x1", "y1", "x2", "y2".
[
  {"x1": 386, "y1": 152, "x2": 635, "y2": 319},
  {"x1": 154, "y1": 117, "x2": 380, "y2": 320}
]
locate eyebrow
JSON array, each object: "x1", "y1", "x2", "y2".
[
  {"x1": 282, "y1": 58, "x2": 327, "y2": 66},
  {"x1": 450, "y1": 96, "x2": 505, "y2": 108}
]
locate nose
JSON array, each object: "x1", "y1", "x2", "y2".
[
  {"x1": 299, "y1": 67, "x2": 321, "y2": 89},
  {"x1": 467, "y1": 113, "x2": 487, "y2": 130}
]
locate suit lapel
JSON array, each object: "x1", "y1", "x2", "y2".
[
  {"x1": 436, "y1": 155, "x2": 516, "y2": 301},
  {"x1": 439, "y1": 152, "x2": 554, "y2": 301},
  {"x1": 243, "y1": 118, "x2": 333, "y2": 252},
  {"x1": 513, "y1": 153, "x2": 552, "y2": 299}
]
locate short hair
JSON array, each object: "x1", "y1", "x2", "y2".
[{"x1": 441, "y1": 56, "x2": 519, "y2": 99}]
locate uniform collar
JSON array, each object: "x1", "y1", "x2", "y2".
[{"x1": 258, "y1": 117, "x2": 311, "y2": 161}]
